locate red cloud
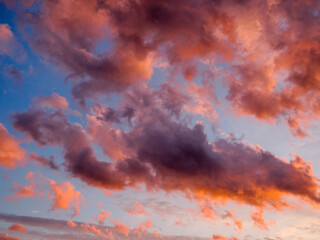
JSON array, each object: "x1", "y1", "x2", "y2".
[
  {"x1": 8, "y1": 224, "x2": 27, "y2": 232},
  {"x1": 0, "y1": 123, "x2": 25, "y2": 169}
]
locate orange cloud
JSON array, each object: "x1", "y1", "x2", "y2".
[
  {"x1": 112, "y1": 220, "x2": 130, "y2": 237},
  {"x1": 48, "y1": 180, "x2": 84, "y2": 217},
  {"x1": 0, "y1": 123, "x2": 25, "y2": 169},
  {"x1": 199, "y1": 202, "x2": 217, "y2": 221},
  {"x1": 222, "y1": 211, "x2": 243, "y2": 231},
  {"x1": 0, "y1": 24, "x2": 24, "y2": 59},
  {"x1": 0, "y1": 234, "x2": 21, "y2": 240},
  {"x1": 251, "y1": 209, "x2": 269, "y2": 230},
  {"x1": 12, "y1": 87, "x2": 320, "y2": 212},
  {"x1": 93, "y1": 210, "x2": 111, "y2": 225},
  {"x1": 67, "y1": 221, "x2": 77, "y2": 228},
  {"x1": 81, "y1": 223, "x2": 109, "y2": 238},
  {"x1": 6, "y1": 172, "x2": 43, "y2": 200},
  {"x1": 127, "y1": 201, "x2": 151, "y2": 216},
  {"x1": 8, "y1": 224, "x2": 27, "y2": 232},
  {"x1": 211, "y1": 235, "x2": 238, "y2": 240},
  {"x1": 133, "y1": 220, "x2": 152, "y2": 235}
]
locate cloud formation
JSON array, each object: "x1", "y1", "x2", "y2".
[
  {"x1": 11, "y1": 86, "x2": 320, "y2": 210},
  {"x1": 8, "y1": 224, "x2": 27, "y2": 233},
  {"x1": 0, "y1": 123, "x2": 25, "y2": 169},
  {"x1": 10, "y1": 0, "x2": 319, "y2": 135},
  {"x1": 48, "y1": 180, "x2": 84, "y2": 217}
]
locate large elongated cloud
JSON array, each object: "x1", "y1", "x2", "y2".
[
  {"x1": 12, "y1": 0, "x2": 320, "y2": 135},
  {"x1": 12, "y1": 86, "x2": 320, "y2": 208}
]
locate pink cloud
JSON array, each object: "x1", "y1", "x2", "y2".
[
  {"x1": 112, "y1": 220, "x2": 130, "y2": 237},
  {"x1": 32, "y1": 93, "x2": 69, "y2": 111},
  {"x1": 93, "y1": 210, "x2": 111, "y2": 225},
  {"x1": 222, "y1": 211, "x2": 243, "y2": 231},
  {"x1": 127, "y1": 201, "x2": 151, "y2": 216},
  {"x1": 251, "y1": 209, "x2": 269, "y2": 230},
  {"x1": 6, "y1": 172, "x2": 43, "y2": 200},
  {"x1": 0, "y1": 123, "x2": 25, "y2": 169},
  {"x1": 12, "y1": 85, "x2": 320, "y2": 211},
  {"x1": 67, "y1": 221, "x2": 77, "y2": 228},
  {"x1": 48, "y1": 180, "x2": 84, "y2": 217}
]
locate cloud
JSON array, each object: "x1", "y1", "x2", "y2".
[
  {"x1": 32, "y1": 93, "x2": 69, "y2": 111},
  {"x1": 211, "y1": 235, "x2": 238, "y2": 240},
  {"x1": 250, "y1": 209, "x2": 270, "y2": 230},
  {"x1": 93, "y1": 210, "x2": 111, "y2": 225},
  {"x1": 126, "y1": 201, "x2": 151, "y2": 216},
  {"x1": 28, "y1": 153, "x2": 59, "y2": 170},
  {"x1": 12, "y1": 86, "x2": 320, "y2": 210},
  {"x1": 0, "y1": 24, "x2": 21, "y2": 58},
  {"x1": 112, "y1": 220, "x2": 130, "y2": 237},
  {"x1": 14, "y1": 0, "x2": 320, "y2": 135},
  {"x1": 67, "y1": 221, "x2": 77, "y2": 228},
  {"x1": 222, "y1": 211, "x2": 242, "y2": 231},
  {"x1": 0, "y1": 234, "x2": 21, "y2": 240},
  {"x1": 48, "y1": 180, "x2": 84, "y2": 217},
  {"x1": 0, "y1": 213, "x2": 207, "y2": 240},
  {"x1": 0, "y1": 123, "x2": 25, "y2": 169},
  {"x1": 5, "y1": 172, "x2": 43, "y2": 200},
  {"x1": 8, "y1": 224, "x2": 27, "y2": 232}
]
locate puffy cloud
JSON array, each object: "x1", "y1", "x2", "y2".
[
  {"x1": 112, "y1": 220, "x2": 130, "y2": 237},
  {"x1": 133, "y1": 220, "x2": 153, "y2": 235},
  {"x1": 14, "y1": 0, "x2": 320, "y2": 135},
  {"x1": 0, "y1": 24, "x2": 22, "y2": 58},
  {"x1": 0, "y1": 123, "x2": 25, "y2": 169},
  {"x1": 199, "y1": 202, "x2": 217, "y2": 221},
  {"x1": 80, "y1": 223, "x2": 109, "y2": 239},
  {"x1": 222, "y1": 211, "x2": 242, "y2": 231},
  {"x1": 8, "y1": 224, "x2": 27, "y2": 232},
  {"x1": 250, "y1": 209, "x2": 269, "y2": 230},
  {"x1": 12, "y1": 86, "x2": 320, "y2": 210},
  {"x1": 12, "y1": 108, "x2": 126, "y2": 189},
  {"x1": 48, "y1": 180, "x2": 84, "y2": 217},
  {"x1": 67, "y1": 221, "x2": 77, "y2": 228},
  {"x1": 32, "y1": 93, "x2": 69, "y2": 111},
  {"x1": 6, "y1": 172, "x2": 43, "y2": 200},
  {"x1": 127, "y1": 201, "x2": 151, "y2": 216},
  {"x1": 93, "y1": 210, "x2": 111, "y2": 225}
]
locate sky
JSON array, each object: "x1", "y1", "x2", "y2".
[{"x1": 0, "y1": 0, "x2": 319, "y2": 239}]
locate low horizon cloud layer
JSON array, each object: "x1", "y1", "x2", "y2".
[{"x1": 0, "y1": 0, "x2": 319, "y2": 239}]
